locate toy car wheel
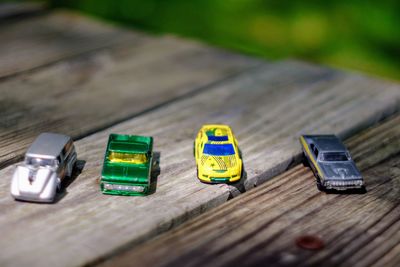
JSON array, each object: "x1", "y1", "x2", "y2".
[
  {"x1": 56, "y1": 178, "x2": 62, "y2": 192},
  {"x1": 67, "y1": 158, "x2": 77, "y2": 177},
  {"x1": 315, "y1": 175, "x2": 324, "y2": 191},
  {"x1": 71, "y1": 159, "x2": 77, "y2": 176},
  {"x1": 302, "y1": 152, "x2": 310, "y2": 167},
  {"x1": 316, "y1": 181, "x2": 324, "y2": 191}
]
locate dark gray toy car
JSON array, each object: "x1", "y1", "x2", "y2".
[{"x1": 300, "y1": 134, "x2": 364, "y2": 191}]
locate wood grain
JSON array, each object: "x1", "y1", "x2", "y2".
[
  {"x1": 0, "y1": 10, "x2": 138, "y2": 78},
  {"x1": 102, "y1": 115, "x2": 400, "y2": 267},
  {"x1": 0, "y1": 11, "x2": 258, "y2": 168},
  {"x1": 0, "y1": 2, "x2": 44, "y2": 21},
  {"x1": 0, "y1": 61, "x2": 399, "y2": 267}
]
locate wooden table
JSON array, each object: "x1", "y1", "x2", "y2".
[{"x1": 1, "y1": 7, "x2": 399, "y2": 267}]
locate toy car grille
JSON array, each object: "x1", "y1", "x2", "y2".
[
  {"x1": 325, "y1": 180, "x2": 363, "y2": 187},
  {"x1": 103, "y1": 183, "x2": 145, "y2": 192}
]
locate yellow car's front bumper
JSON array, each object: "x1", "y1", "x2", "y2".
[{"x1": 197, "y1": 170, "x2": 241, "y2": 183}]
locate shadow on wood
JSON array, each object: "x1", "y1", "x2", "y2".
[
  {"x1": 55, "y1": 159, "x2": 86, "y2": 202},
  {"x1": 149, "y1": 151, "x2": 161, "y2": 195}
]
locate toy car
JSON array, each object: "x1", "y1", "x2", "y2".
[
  {"x1": 300, "y1": 134, "x2": 364, "y2": 191},
  {"x1": 11, "y1": 133, "x2": 77, "y2": 202},
  {"x1": 100, "y1": 134, "x2": 153, "y2": 196},
  {"x1": 194, "y1": 124, "x2": 242, "y2": 183}
]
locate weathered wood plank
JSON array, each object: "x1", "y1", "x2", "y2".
[
  {"x1": 0, "y1": 2, "x2": 45, "y2": 20},
  {"x1": 0, "y1": 11, "x2": 258, "y2": 168},
  {"x1": 0, "y1": 61, "x2": 399, "y2": 267},
  {"x1": 0, "y1": 10, "x2": 139, "y2": 78},
  {"x1": 105, "y1": 115, "x2": 400, "y2": 267}
]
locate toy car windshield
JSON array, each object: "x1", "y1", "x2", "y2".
[
  {"x1": 25, "y1": 157, "x2": 57, "y2": 167},
  {"x1": 108, "y1": 152, "x2": 148, "y2": 164},
  {"x1": 320, "y1": 152, "x2": 349, "y2": 162},
  {"x1": 203, "y1": 143, "x2": 235, "y2": 156}
]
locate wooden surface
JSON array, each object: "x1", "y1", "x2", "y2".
[
  {"x1": 1, "y1": 59, "x2": 400, "y2": 267},
  {"x1": 0, "y1": 10, "x2": 257, "y2": 169},
  {"x1": 1, "y1": 8, "x2": 400, "y2": 267},
  {"x1": 0, "y1": 2, "x2": 44, "y2": 20},
  {"x1": 0, "y1": 10, "x2": 135, "y2": 78},
  {"x1": 101, "y1": 115, "x2": 400, "y2": 267}
]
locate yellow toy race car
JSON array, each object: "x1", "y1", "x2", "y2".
[{"x1": 194, "y1": 124, "x2": 242, "y2": 183}]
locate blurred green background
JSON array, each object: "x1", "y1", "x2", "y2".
[{"x1": 47, "y1": 1, "x2": 400, "y2": 80}]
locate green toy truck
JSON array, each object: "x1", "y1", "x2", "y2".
[{"x1": 100, "y1": 134, "x2": 153, "y2": 196}]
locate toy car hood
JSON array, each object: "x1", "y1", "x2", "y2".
[
  {"x1": 319, "y1": 161, "x2": 362, "y2": 180},
  {"x1": 102, "y1": 164, "x2": 149, "y2": 184},
  {"x1": 11, "y1": 165, "x2": 57, "y2": 198},
  {"x1": 201, "y1": 155, "x2": 238, "y2": 171}
]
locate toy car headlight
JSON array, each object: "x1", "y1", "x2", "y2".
[
  {"x1": 355, "y1": 180, "x2": 364, "y2": 186},
  {"x1": 204, "y1": 165, "x2": 214, "y2": 171}
]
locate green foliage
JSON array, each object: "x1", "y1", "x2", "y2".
[{"x1": 51, "y1": 0, "x2": 400, "y2": 80}]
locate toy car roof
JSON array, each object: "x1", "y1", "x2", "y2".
[
  {"x1": 107, "y1": 134, "x2": 152, "y2": 154},
  {"x1": 302, "y1": 135, "x2": 347, "y2": 152},
  {"x1": 26, "y1": 132, "x2": 72, "y2": 159},
  {"x1": 201, "y1": 125, "x2": 232, "y2": 139}
]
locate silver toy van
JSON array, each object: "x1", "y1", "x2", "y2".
[{"x1": 11, "y1": 133, "x2": 77, "y2": 202}]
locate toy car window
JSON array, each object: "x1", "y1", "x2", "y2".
[
  {"x1": 26, "y1": 157, "x2": 55, "y2": 167},
  {"x1": 310, "y1": 144, "x2": 319, "y2": 157},
  {"x1": 203, "y1": 144, "x2": 235, "y2": 156},
  {"x1": 321, "y1": 152, "x2": 349, "y2": 161},
  {"x1": 108, "y1": 152, "x2": 148, "y2": 164},
  {"x1": 207, "y1": 135, "x2": 229, "y2": 142},
  {"x1": 64, "y1": 140, "x2": 73, "y2": 154}
]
